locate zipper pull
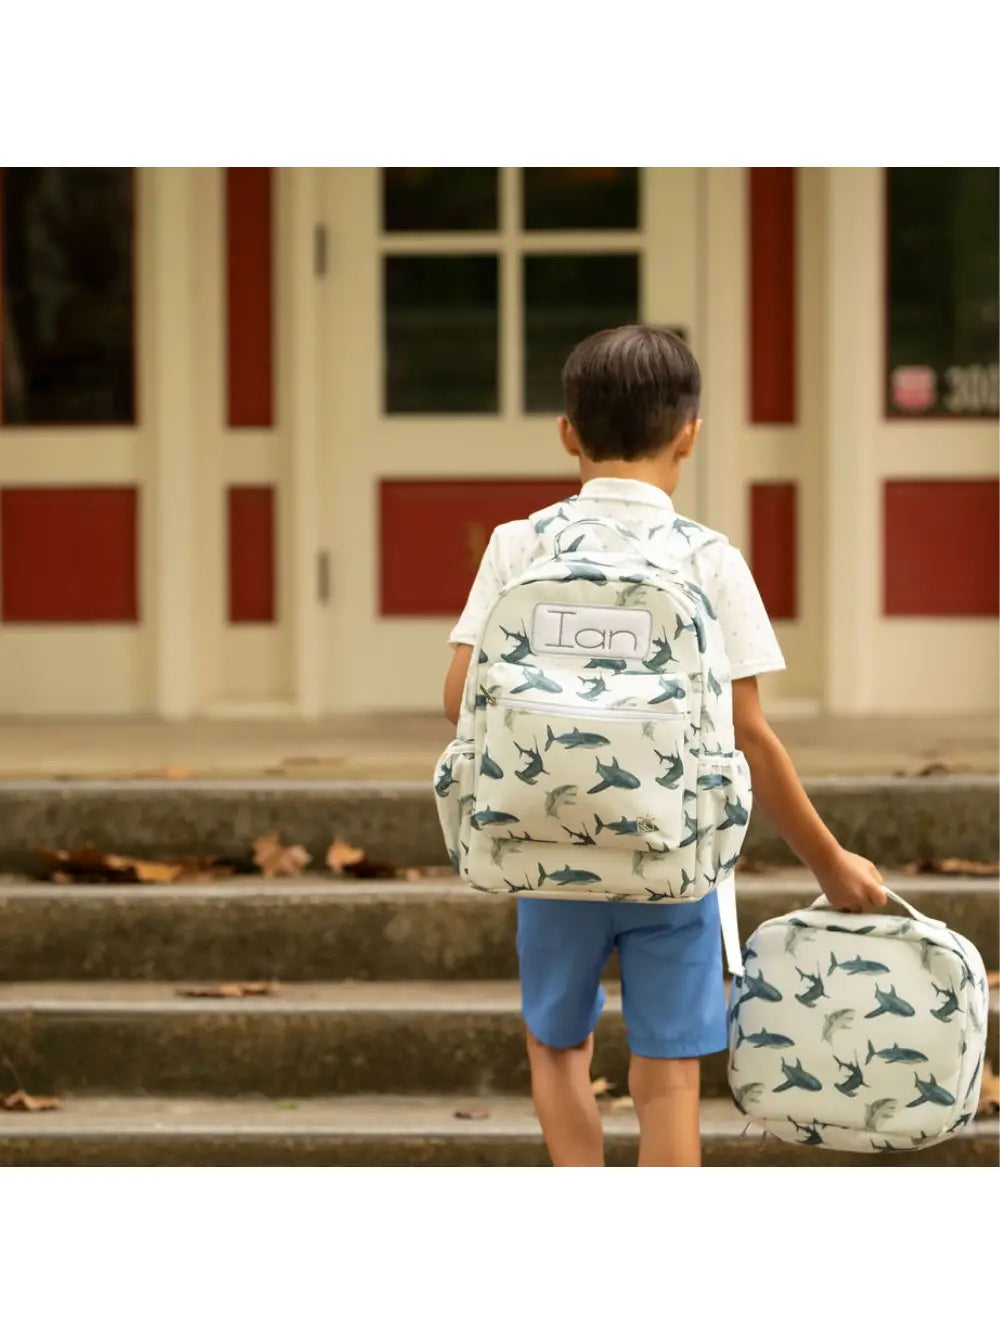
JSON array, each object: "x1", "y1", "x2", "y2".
[{"x1": 482, "y1": 686, "x2": 497, "y2": 706}]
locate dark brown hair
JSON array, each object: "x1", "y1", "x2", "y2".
[{"x1": 561, "y1": 325, "x2": 701, "y2": 460}]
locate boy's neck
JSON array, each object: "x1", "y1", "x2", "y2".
[{"x1": 577, "y1": 458, "x2": 676, "y2": 497}]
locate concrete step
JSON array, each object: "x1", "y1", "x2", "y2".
[
  {"x1": 0, "y1": 979, "x2": 995, "y2": 1101},
  {"x1": 0, "y1": 775, "x2": 996, "y2": 873},
  {"x1": 1, "y1": 875, "x2": 996, "y2": 982},
  {"x1": 0, "y1": 1095, "x2": 994, "y2": 1167}
]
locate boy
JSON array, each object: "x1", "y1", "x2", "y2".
[{"x1": 443, "y1": 326, "x2": 887, "y2": 1167}]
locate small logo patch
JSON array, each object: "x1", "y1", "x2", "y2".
[{"x1": 530, "y1": 603, "x2": 653, "y2": 659}]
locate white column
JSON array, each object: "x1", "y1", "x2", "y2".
[
  {"x1": 700, "y1": 168, "x2": 748, "y2": 547},
  {"x1": 823, "y1": 169, "x2": 882, "y2": 714},
  {"x1": 277, "y1": 168, "x2": 323, "y2": 719},
  {"x1": 147, "y1": 168, "x2": 198, "y2": 719}
]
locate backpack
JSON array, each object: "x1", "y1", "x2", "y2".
[
  {"x1": 726, "y1": 888, "x2": 989, "y2": 1153},
  {"x1": 433, "y1": 496, "x2": 752, "y2": 969}
]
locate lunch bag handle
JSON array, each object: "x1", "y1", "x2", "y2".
[{"x1": 808, "y1": 886, "x2": 946, "y2": 930}]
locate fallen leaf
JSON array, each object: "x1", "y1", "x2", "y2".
[
  {"x1": 253, "y1": 832, "x2": 312, "y2": 879},
  {"x1": 175, "y1": 981, "x2": 280, "y2": 999},
  {"x1": 454, "y1": 1107, "x2": 491, "y2": 1121},
  {"x1": 977, "y1": 1061, "x2": 999, "y2": 1117},
  {"x1": 35, "y1": 846, "x2": 237, "y2": 886},
  {"x1": 905, "y1": 858, "x2": 1000, "y2": 878},
  {"x1": 325, "y1": 839, "x2": 396, "y2": 880},
  {"x1": 590, "y1": 1077, "x2": 615, "y2": 1098},
  {"x1": 610, "y1": 1096, "x2": 635, "y2": 1112},
  {"x1": 1, "y1": 1090, "x2": 61, "y2": 1113},
  {"x1": 137, "y1": 763, "x2": 195, "y2": 780},
  {"x1": 736, "y1": 857, "x2": 769, "y2": 875},
  {"x1": 913, "y1": 760, "x2": 959, "y2": 777}
]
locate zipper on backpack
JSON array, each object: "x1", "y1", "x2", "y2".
[{"x1": 489, "y1": 693, "x2": 689, "y2": 725}]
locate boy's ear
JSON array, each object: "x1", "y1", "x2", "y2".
[
  {"x1": 674, "y1": 418, "x2": 701, "y2": 460},
  {"x1": 558, "y1": 416, "x2": 582, "y2": 458}
]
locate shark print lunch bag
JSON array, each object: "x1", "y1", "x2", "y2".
[
  {"x1": 433, "y1": 500, "x2": 752, "y2": 953},
  {"x1": 726, "y1": 888, "x2": 989, "y2": 1154}
]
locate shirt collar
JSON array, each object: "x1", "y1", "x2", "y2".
[{"x1": 578, "y1": 477, "x2": 675, "y2": 513}]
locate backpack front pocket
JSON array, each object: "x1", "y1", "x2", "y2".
[
  {"x1": 434, "y1": 739, "x2": 476, "y2": 873},
  {"x1": 695, "y1": 752, "x2": 753, "y2": 885},
  {"x1": 478, "y1": 663, "x2": 692, "y2": 852}
]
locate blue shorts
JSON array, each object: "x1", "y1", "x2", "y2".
[{"x1": 516, "y1": 895, "x2": 727, "y2": 1060}]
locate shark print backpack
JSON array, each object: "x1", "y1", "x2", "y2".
[
  {"x1": 433, "y1": 497, "x2": 752, "y2": 973},
  {"x1": 727, "y1": 888, "x2": 989, "y2": 1154}
]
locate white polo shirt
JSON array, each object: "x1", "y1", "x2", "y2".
[{"x1": 449, "y1": 477, "x2": 786, "y2": 681}]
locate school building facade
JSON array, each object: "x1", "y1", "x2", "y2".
[{"x1": 0, "y1": 167, "x2": 996, "y2": 719}]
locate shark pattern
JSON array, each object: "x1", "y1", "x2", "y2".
[
  {"x1": 577, "y1": 677, "x2": 609, "y2": 701},
  {"x1": 865, "y1": 984, "x2": 916, "y2": 1019},
  {"x1": 821, "y1": 1008, "x2": 855, "y2": 1043},
  {"x1": 511, "y1": 666, "x2": 563, "y2": 696},
  {"x1": 536, "y1": 863, "x2": 602, "y2": 888},
  {"x1": 545, "y1": 725, "x2": 610, "y2": 751},
  {"x1": 514, "y1": 740, "x2": 548, "y2": 785},
  {"x1": 906, "y1": 1073, "x2": 956, "y2": 1109},
  {"x1": 773, "y1": 1058, "x2": 823, "y2": 1093},
  {"x1": 865, "y1": 1040, "x2": 928, "y2": 1066},
  {"x1": 588, "y1": 757, "x2": 641, "y2": 794},
  {"x1": 828, "y1": 953, "x2": 890, "y2": 977},
  {"x1": 834, "y1": 1054, "x2": 868, "y2": 1098},
  {"x1": 795, "y1": 967, "x2": 827, "y2": 1008},
  {"x1": 543, "y1": 785, "x2": 578, "y2": 819}
]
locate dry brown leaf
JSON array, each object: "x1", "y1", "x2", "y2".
[
  {"x1": 977, "y1": 1061, "x2": 999, "y2": 1117},
  {"x1": 36, "y1": 846, "x2": 237, "y2": 886},
  {"x1": 253, "y1": 832, "x2": 312, "y2": 879},
  {"x1": 905, "y1": 858, "x2": 1000, "y2": 878},
  {"x1": 590, "y1": 1077, "x2": 615, "y2": 1097},
  {"x1": 454, "y1": 1107, "x2": 491, "y2": 1121},
  {"x1": 1, "y1": 1090, "x2": 61, "y2": 1113},
  {"x1": 736, "y1": 857, "x2": 770, "y2": 875},
  {"x1": 176, "y1": 981, "x2": 280, "y2": 999},
  {"x1": 136, "y1": 763, "x2": 195, "y2": 780},
  {"x1": 325, "y1": 839, "x2": 397, "y2": 880}
]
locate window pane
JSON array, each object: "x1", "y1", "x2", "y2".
[
  {"x1": 1, "y1": 168, "x2": 135, "y2": 425},
  {"x1": 384, "y1": 255, "x2": 499, "y2": 413},
  {"x1": 523, "y1": 253, "x2": 640, "y2": 412},
  {"x1": 383, "y1": 169, "x2": 499, "y2": 232},
  {"x1": 886, "y1": 167, "x2": 999, "y2": 417},
  {"x1": 523, "y1": 168, "x2": 640, "y2": 231}
]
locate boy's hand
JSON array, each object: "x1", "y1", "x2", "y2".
[{"x1": 815, "y1": 849, "x2": 888, "y2": 913}]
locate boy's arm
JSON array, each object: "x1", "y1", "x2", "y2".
[
  {"x1": 444, "y1": 645, "x2": 473, "y2": 725},
  {"x1": 733, "y1": 677, "x2": 887, "y2": 912}
]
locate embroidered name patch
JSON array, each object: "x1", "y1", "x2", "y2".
[{"x1": 530, "y1": 602, "x2": 653, "y2": 659}]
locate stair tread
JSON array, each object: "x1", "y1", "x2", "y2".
[
  {"x1": 0, "y1": 977, "x2": 996, "y2": 1014},
  {"x1": 1, "y1": 1093, "x2": 995, "y2": 1142},
  {"x1": 1, "y1": 873, "x2": 995, "y2": 901}
]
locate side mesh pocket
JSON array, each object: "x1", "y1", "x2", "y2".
[
  {"x1": 433, "y1": 739, "x2": 476, "y2": 874},
  {"x1": 694, "y1": 752, "x2": 753, "y2": 888}
]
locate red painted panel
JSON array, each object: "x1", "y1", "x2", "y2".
[
  {"x1": 226, "y1": 168, "x2": 274, "y2": 428},
  {"x1": 228, "y1": 486, "x2": 276, "y2": 623},
  {"x1": 380, "y1": 478, "x2": 577, "y2": 616},
  {"x1": 884, "y1": 479, "x2": 999, "y2": 616},
  {"x1": 1, "y1": 487, "x2": 138, "y2": 622},
  {"x1": 748, "y1": 167, "x2": 797, "y2": 424},
  {"x1": 750, "y1": 482, "x2": 798, "y2": 620}
]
